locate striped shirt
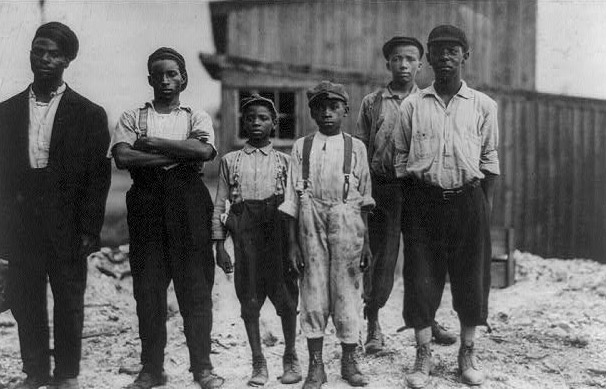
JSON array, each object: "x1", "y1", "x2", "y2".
[
  {"x1": 211, "y1": 143, "x2": 289, "y2": 240},
  {"x1": 279, "y1": 131, "x2": 375, "y2": 218},
  {"x1": 394, "y1": 81, "x2": 500, "y2": 189}
]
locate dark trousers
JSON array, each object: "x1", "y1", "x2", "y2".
[
  {"x1": 126, "y1": 166, "x2": 215, "y2": 373},
  {"x1": 7, "y1": 172, "x2": 87, "y2": 380},
  {"x1": 402, "y1": 182, "x2": 492, "y2": 329},
  {"x1": 363, "y1": 177, "x2": 403, "y2": 312},
  {"x1": 225, "y1": 196, "x2": 298, "y2": 321}
]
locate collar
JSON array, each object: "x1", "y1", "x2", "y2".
[
  {"x1": 382, "y1": 83, "x2": 419, "y2": 99},
  {"x1": 142, "y1": 101, "x2": 192, "y2": 113},
  {"x1": 29, "y1": 83, "x2": 67, "y2": 101},
  {"x1": 422, "y1": 80, "x2": 473, "y2": 100},
  {"x1": 243, "y1": 142, "x2": 273, "y2": 155},
  {"x1": 315, "y1": 131, "x2": 343, "y2": 141}
]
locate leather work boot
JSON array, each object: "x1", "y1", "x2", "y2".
[
  {"x1": 124, "y1": 370, "x2": 167, "y2": 389},
  {"x1": 194, "y1": 369, "x2": 225, "y2": 389},
  {"x1": 431, "y1": 321, "x2": 457, "y2": 345},
  {"x1": 247, "y1": 355, "x2": 269, "y2": 386},
  {"x1": 364, "y1": 318, "x2": 385, "y2": 354},
  {"x1": 302, "y1": 338, "x2": 327, "y2": 389},
  {"x1": 341, "y1": 343, "x2": 368, "y2": 387},
  {"x1": 458, "y1": 343, "x2": 485, "y2": 386},
  {"x1": 280, "y1": 350, "x2": 302, "y2": 384},
  {"x1": 405, "y1": 344, "x2": 433, "y2": 389},
  {"x1": 12, "y1": 375, "x2": 49, "y2": 389},
  {"x1": 47, "y1": 377, "x2": 80, "y2": 389}
]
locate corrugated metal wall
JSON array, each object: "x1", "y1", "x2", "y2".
[{"x1": 222, "y1": 0, "x2": 536, "y2": 90}]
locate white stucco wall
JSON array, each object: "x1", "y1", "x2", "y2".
[{"x1": 0, "y1": 0, "x2": 221, "y2": 127}]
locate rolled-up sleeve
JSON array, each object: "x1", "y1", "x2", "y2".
[
  {"x1": 353, "y1": 140, "x2": 375, "y2": 209},
  {"x1": 211, "y1": 157, "x2": 231, "y2": 240},
  {"x1": 479, "y1": 100, "x2": 500, "y2": 176},
  {"x1": 278, "y1": 139, "x2": 302, "y2": 218},
  {"x1": 189, "y1": 110, "x2": 217, "y2": 160},
  {"x1": 108, "y1": 109, "x2": 138, "y2": 157},
  {"x1": 355, "y1": 95, "x2": 372, "y2": 148},
  {"x1": 393, "y1": 98, "x2": 413, "y2": 178}
]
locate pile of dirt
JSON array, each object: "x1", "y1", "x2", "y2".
[{"x1": 1, "y1": 249, "x2": 606, "y2": 389}]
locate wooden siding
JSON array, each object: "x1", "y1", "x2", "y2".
[{"x1": 212, "y1": 0, "x2": 537, "y2": 90}]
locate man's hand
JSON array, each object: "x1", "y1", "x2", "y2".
[
  {"x1": 80, "y1": 234, "x2": 98, "y2": 258},
  {"x1": 360, "y1": 234, "x2": 372, "y2": 271},
  {"x1": 288, "y1": 241, "x2": 304, "y2": 277},
  {"x1": 133, "y1": 137, "x2": 162, "y2": 153},
  {"x1": 215, "y1": 241, "x2": 233, "y2": 274}
]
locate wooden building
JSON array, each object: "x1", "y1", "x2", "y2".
[{"x1": 200, "y1": 0, "x2": 606, "y2": 262}]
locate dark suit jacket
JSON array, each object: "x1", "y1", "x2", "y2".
[{"x1": 0, "y1": 86, "x2": 111, "y2": 262}]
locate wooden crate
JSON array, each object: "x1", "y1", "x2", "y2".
[{"x1": 490, "y1": 227, "x2": 516, "y2": 288}]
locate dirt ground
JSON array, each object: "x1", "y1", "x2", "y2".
[{"x1": 1, "y1": 248, "x2": 606, "y2": 389}]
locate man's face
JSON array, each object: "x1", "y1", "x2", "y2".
[
  {"x1": 148, "y1": 59, "x2": 186, "y2": 101},
  {"x1": 386, "y1": 45, "x2": 422, "y2": 85},
  {"x1": 310, "y1": 98, "x2": 348, "y2": 136},
  {"x1": 242, "y1": 105, "x2": 275, "y2": 142},
  {"x1": 427, "y1": 42, "x2": 468, "y2": 81},
  {"x1": 30, "y1": 37, "x2": 70, "y2": 81}
]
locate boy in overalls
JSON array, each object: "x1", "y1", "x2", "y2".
[
  {"x1": 212, "y1": 95, "x2": 300, "y2": 387},
  {"x1": 111, "y1": 47, "x2": 223, "y2": 389},
  {"x1": 279, "y1": 81, "x2": 375, "y2": 389}
]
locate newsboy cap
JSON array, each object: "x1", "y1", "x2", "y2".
[
  {"x1": 241, "y1": 94, "x2": 278, "y2": 118},
  {"x1": 427, "y1": 25, "x2": 469, "y2": 52},
  {"x1": 306, "y1": 81, "x2": 349, "y2": 106},
  {"x1": 382, "y1": 36, "x2": 424, "y2": 60},
  {"x1": 33, "y1": 22, "x2": 79, "y2": 61}
]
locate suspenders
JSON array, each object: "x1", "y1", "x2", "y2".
[
  {"x1": 137, "y1": 106, "x2": 193, "y2": 138},
  {"x1": 302, "y1": 132, "x2": 353, "y2": 203},
  {"x1": 231, "y1": 148, "x2": 286, "y2": 202}
]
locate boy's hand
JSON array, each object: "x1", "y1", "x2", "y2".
[
  {"x1": 288, "y1": 241, "x2": 304, "y2": 276},
  {"x1": 360, "y1": 238, "x2": 372, "y2": 271},
  {"x1": 215, "y1": 241, "x2": 233, "y2": 274}
]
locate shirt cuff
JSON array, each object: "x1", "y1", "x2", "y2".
[
  {"x1": 360, "y1": 197, "x2": 376, "y2": 210},
  {"x1": 278, "y1": 200, "x2": 298, "y2": 218},
  {"x1": 480, "y1": 161, "x2": 500, "y2": 176}
]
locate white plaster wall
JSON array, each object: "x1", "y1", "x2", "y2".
[{"x1": 0, "y1": 0, "x2": 221, "y2": 127}]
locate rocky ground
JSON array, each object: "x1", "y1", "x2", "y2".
[{"x1": 1, "y1": 249, "x2": 606, "y2": 389}]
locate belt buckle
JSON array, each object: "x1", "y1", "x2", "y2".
[{"x1": 442, "y1": 189, "x2": 460, "y2": 201}]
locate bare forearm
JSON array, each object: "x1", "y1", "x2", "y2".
[
  {"x1": 113, "y1": 144, "x2": 177, "y2": 169},
  {"x1": 149, "y1": 138, "x2": 215, "y2": 161}
]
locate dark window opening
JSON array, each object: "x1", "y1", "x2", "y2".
[{"x1": 238, "y1": 89, "x2": 296, "y2": 140}]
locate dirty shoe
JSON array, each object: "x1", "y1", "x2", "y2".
[
  {"x1": 12, "y1": 375, "x2": 49, "y2": 389},
  {"x1": 47, "y1": 377, "x2": 80, "y2": 389},
  {"x1": 458, "y1": 343, "x2": 484, "y2": 386},
  {"x1": 194, "y1": 369, "x2": 224, "y2": 389},
  {"x1": 406, "y1": 344, "x2": 433, "y2": 389},
  {"x1": 341, "y1": 343, "x2": 368, "y2": 387},
  {"x1": 124, "y1": 370, "x2": 167, "y2": 389},
  {"x1": 364, "y1": 318, "x2": 384, "y2": 354},
  {"x1": 302, "y1": 349, "x2": 326, "y2": 389},
  {"x1": 247, "y1": 355, "x2": 269, "y2": 386},
  {"x1": 280, "y1": 351, "x2": 302, "y2": 384},
  {"x1": 431, "y1": 321, "x2": 457, "y2": 345}
]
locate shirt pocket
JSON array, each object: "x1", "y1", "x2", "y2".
[{"x1": 412, "y1": 130, "x2": 437, "y2": 160}]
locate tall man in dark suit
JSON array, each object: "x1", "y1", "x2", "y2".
[{"x1": 0, "y1": 22, "x2": 111, "y2": 389}]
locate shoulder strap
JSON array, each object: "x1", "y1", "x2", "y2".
[
  {"x1": 302, "y1": 134, "x2": 314, "y2": 189},
  {"x1": 367, "y1": 89, "x2": 383, "y2": 161},
  {"x1": 342, "y1": 133, "x2": 353, "y2": 202},
  {"x1": 138, "y1": 107, "x2": 148, "y2": 137}
]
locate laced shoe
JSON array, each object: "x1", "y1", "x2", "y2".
[
  {"x1": 458, "y1": 343, "x2": 484, "y2": 385},
  {"x1": 431, "y1": 321, "x2": 457, "y2": 345},
  {"x1": 194, "y1": 369, "x2": 224, "y2": 389},
  {"x1": 364, "y1": 318, "x2": 384, "y2": 354},
  {"x1": 302, "y1": 350, "x2": 326, "y2": 389},
  {"x1": 280, "y1": 351, "x2": 302, "y2": 384},
  {"x1": 247, "y1": 356, "x2": 268, "y2": 387},
  {"x1": 405, "y1": 344, "x2": 433, "y2": 389},
  {"x1": 12, "y1": 375, "x2": 50, "y2": 389},
  {"x1": 124, "y1": 370, "x2": 167, "y2": 389},
  {"x1": 341, "y1": 345, "x2": 368, "y2": 387}
]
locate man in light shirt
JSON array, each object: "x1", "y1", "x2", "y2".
[
  {"x1": 0, "y1": 22, "x2": 111, "y2": 389},
  {"x1": 393, "y1": 25, "x2": 499, "y2": 388}
]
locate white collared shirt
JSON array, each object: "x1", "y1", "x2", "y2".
[{"x1": 28, "y1": 83, "x2": 67, "y2": 168}]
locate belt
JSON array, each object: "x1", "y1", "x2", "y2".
[{"x1": 409, "y1": 178, "x2": 480, "y2": 201}]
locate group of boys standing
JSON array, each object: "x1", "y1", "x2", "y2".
[{"x1": 0, "y1": 20, "x2": 498, "y2": 389}]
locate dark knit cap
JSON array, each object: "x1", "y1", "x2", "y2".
[
  {"x1": 382, "y1": 36, "x2": 424, "y2": 59},
  {"x1": 427, "y1": 25, "x2": 469, "y2": 52},
  {"x1": 147, "y1": 47, "x2": 188, "y2": 90},
  {"x1": 33, "y1": 22, "x2": 79, "y2": 61}
]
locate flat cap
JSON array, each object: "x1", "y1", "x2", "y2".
[
  {"x1": 382, "y1": 36, "x2": 424, "y2": 59},
  {"x1": 241, "y1": 94, "x2": 278, "y2": 118},
  {"x1": 306, "y1": 81, "x2": 349, "y2": 106},
  {"x1": 33, "y1": 22, "x2": 79, "y2": 61},
  {"x1": 427, "y1": 25, "x2": 469, "y2": 52}
]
